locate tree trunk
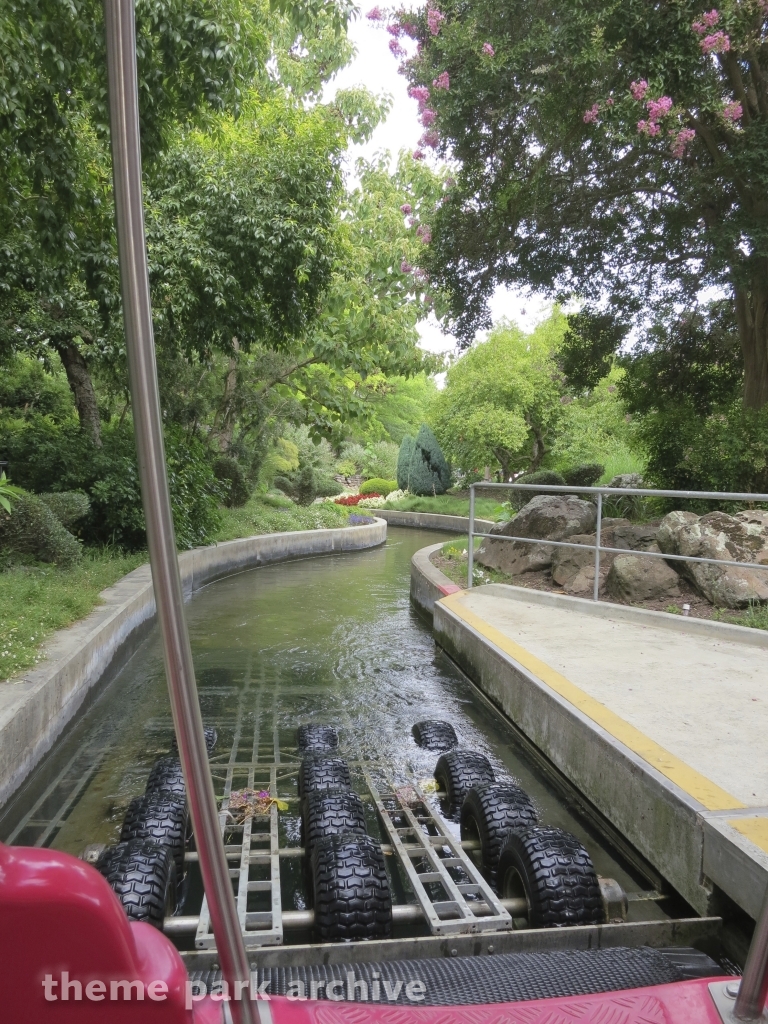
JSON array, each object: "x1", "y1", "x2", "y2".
[
  {"x1": 54, "y1": 340, "x2": 102, "y2": 446},
  {"x1": 735, "y1": 272, "x2": 768, "y2": 410},
  {"x1": 529, "y1": 426, "x2": 545, "y2": 471}
]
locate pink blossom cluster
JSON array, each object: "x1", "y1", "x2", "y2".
[
  {"x1": 630, "y1": 80, "x2": 648, "y2": 101},
  {"x1": 692, "y1": 9, "x2": 720, "y2": 33},
  {"x1": 400, "y1": 21, "x2": 419, "y2": 38},
  {"x1": 416, "y1": 224, "x2": 432, "y2": 243},
  {"x1": 637, "y1": 120, "x2": 661, "y2": 137},
  {"x1": 583, "y1": 104, "x2": 599, "y2": 124},
  {"x1": 400, "y1": 203, "x2": 412, "y2": 214},
  {"x1": 670, "y1": 127, "x2": 696, "y2": 158},
  {"x1": 723, "y1": 100, "x2": 743, "y2": 121},
  {"x1": 420, "y1": 108, "x2": 437, "y2": 126},
  {"x1": 400, "y1": 259, "x2": 413, "y2": 274},
  {"x1": 389, "y1": 38, "x2": 406, "y2": 57},
  {"x1": 387, "y1": 23, "x2": 402, "y2": 37},
  {"x1": 433, "y1": 71, "x2": 450, "y2": 90},
  {"x1": 366, "y1": 6, "x2": 384, "y2": 20},
  {"x1": 412, "y1": 149, "x2": 426, "y2": 160},
  {"x1": 413, "y1": 268, "x2": 428, "y2": 282},
  {"x1": 700, "y1": 31, "x2": 730, "y2": 53},
  {"x1": 427, "y1": 8, "x2": 445, "y2": 35},
  {"x1": 409, "y1": 85, "x2": 431, "y2": 105},
  {"x1": 482, "y1": 42, "x2": 495, "y2": 56},
  {"x1": 420, "y1": 129, "x2": 440, "y2": 148},
  {"x1": 646, "y1": 95, "x2": 673, "y2": 121}
]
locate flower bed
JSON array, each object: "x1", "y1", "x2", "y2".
[{"x1": 335, "y1": 492, "x2": 382, "y2": 506}]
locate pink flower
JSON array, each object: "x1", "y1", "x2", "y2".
[
  {"x1": 646, "y1": 96, "x2": 673, "y2": 121},
  {"x1": 400, "y1": 259, "x2": 413, "y2": 274},
  {"x1": 400, "y1": 203, "x2": 412, "y2": 214},
  {"x1": 420, "y1": 108, "x2": 437, "y2": 126},
  {"x1": 401, "y1": 21, "x2": 419, "y2": 38},
  {"x1": 670, "y1": 127, "x2": 696, "y2": 158},
  {"x1": 412, "y1": 149, "x2": 426, "y2": 161},
  {"x1": 420, "y1": 129, "x2": 440, "y2": 148},
  {"x1": 408, "y1": 85, "x2": 430, "y2": 104},
  {"x1": 630, "y1": 80, "x2": 649, "y2": 101},
  {"x1": 701, "y1": 31, "x2": 730, "y2": 53},
  {"x1": 413, "y1": 268, "x2": 428, "y2": 282},
  {"x1": 416, "y1": 224, "x2": 432, "y2": 243},
  {"x1": 389, "y1": 38, "x2": 406, "y2": 57},
  {"x1": 482, "y1": 42, "x2": 495, "y2": 56},
  {"x1": 606, "y1": 97, "x2": 615, "y2": 106},
  {"x1": 387, "y1": 23, "x2": 403, "y2": 37},
  {"x1": 583, "y1": 104, "x2": 600, "y2": 123},
  {"x1": 692, "y1": 9, "x2": 720, "y2": 33},
  {"x1": 638, "y1": 119, "x2": 661, "y2": 136},
  {"x1": 723, "y1": 100, "x2": 743, "y2": 121},
  {"x1": 433, "y1": 71, "x2": 450, "y2": 90},
  {"x1": 366, "y1": 6, "x2": 383, "y2": 20},
  {"x1": 427, "y1": 8, "x2": 445, "y2": 35}
]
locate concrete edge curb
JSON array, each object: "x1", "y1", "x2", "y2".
[
  {"x1": 0, "y1": 518, "x2": 387, "y2": 809},
  {"x1": 375, "y1": 508, "x2": 493, "y2": 534},
  {"x1": 410, "y1": 542, "x2": 464, "y2": 620}
]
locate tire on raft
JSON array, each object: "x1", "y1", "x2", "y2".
[
  {"x1": 434, "y1": 750, "x2": 495, "y2": 819},
  {"x1": 297, "y1": 724, "x2": 339, "y2": 753},
  {"x1": 496, "y1": 825, "x2": 604, "y2": 928},
  {"x1": 95, "y1": 839, "x2": 177, "y2": 929},
  {"x1": 172, "y1": 725, "x2": 218, "y2": 755},
  {"x1": 145, "y1": 756, "x2": 186, "y2": 799},
  {"x1": 298, "y1": 756, "x2": 352, "y2": 799},
  {"x1": 301, "y1": 789, "x2": 367, "y2": 856},
  {"x1": 310, "y1": 834, "x2": 392, "y2": 942},
  {"x1": 120, "y1": 792, "x2": 189, "y2": 884},
  {"x1": 460, "y1": 783, "x2": 538, "y2": 890},
  {"x1": 412, "y1": 720, "x2": 458, "y2": 751}
]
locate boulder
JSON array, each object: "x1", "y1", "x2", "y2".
[
  {"x1": 550, "y1": 519, "x2": 658, "y2": 587},
  {"x1": 564, "y1": 565, "x2": 609, "y2": 597},
  {"x1": 476, "y1": 494, "x2": 597, "y2": 575},
  {"x1": 606, "y1": 552, "x2": 681, "y2": 603},
  {"x1": 657, "y1": 510, "x2": 768, "y2": 608},
  {"x1": 608, "y1": 473, "x2": 644, "y2": 489}
]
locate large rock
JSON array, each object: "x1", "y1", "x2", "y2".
[
  {"x1": 476, "y1": 494, "x2": 597, "y2": 575},
  {"x1": 550, "y1": 519, "x2": 659, "y2": 587},
  {"x1": 657, "y1": 510, "x2": 768, "y2": 608},
  {"x1": 606, "y1": 552, "x2": 681, "y2": 603},
  {"x1": 608, "y1": 473, "x2": 644, "y2": 489}
]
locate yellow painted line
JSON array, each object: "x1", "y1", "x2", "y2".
[
  {"x1": 439, "y1": 591, "x2": 745, "y2": 812},
  {"x1": 730, "y1": 818, "x2": 768, "y2": 854}
]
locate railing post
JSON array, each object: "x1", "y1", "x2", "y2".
[
  {"x1": 593, "y1": 492, "x2": 602, "y2": 602},
  {"x1": 467, "y1": 484, "x2": 475, "y2": 589},
  {"x1": 735, "y1": 885, "x2": 768, "y2": 1019}
]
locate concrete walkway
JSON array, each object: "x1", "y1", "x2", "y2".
[{"x1": 431, "y1": 582, "x2": 768, "y2": 922}]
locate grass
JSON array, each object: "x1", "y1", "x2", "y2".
[
  {"x1": 0, "y1": 549, "x2": 146, "y2": 681},
  {"x1": 214, "y1": 493, "x2": 351, "y2": 542},
  {"x1": 713, "y1": 603, "x2": 768, "y2": 631},
  {"x1": 382, "y1": 493, "x2": 500, "y2": 519}
]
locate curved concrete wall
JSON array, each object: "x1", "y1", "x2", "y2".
[
  {"x1": 410, "y1": 542, "x2": 464, "y2": 619},
  {"x1": 374, "y1": 508, "x2": 493, "y2": 534},
  {"x1": 0, "y1": 518, "x2": 386, "y2": 809}
]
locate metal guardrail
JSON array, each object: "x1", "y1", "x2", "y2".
[{"x1": 467, "y1": 482, "x2": 768, "y2": 601}]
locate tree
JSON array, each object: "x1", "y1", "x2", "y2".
[
  {"x1": 430, "y1": 313, "x2": 566, "y2": 478},
  {"x1": 398, "y1": 1, "x2": 768, "y2": 407},
  {"x1": 397, "y1": 434, "x2": 415, "y2": 490},
  {"x1": 408, "y1": 424, "x2": 451, "y2": 495}
]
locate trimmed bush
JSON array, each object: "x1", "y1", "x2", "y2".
[
  {"x1": 360, "y1": 478, "x2": 397, "y2": 495},
  {"x1": 38, "y1": 492, "x2": 90, "y2": 530},
  {"x1": 396, "y1": 435, "x2": 415, "y2": 491},
  {"x1": 213, "y1": 457, "x2": 250, "y2": 508},
  {"x1": 562, "y1": 464, "x2": 604, "y2": 488},
  {"x1": 511, "y1": 469, "x2": 566, "y2": 509},
  {"x1": 408, "y1": 425, "x2": 451, "y2": 496},
  {"x1": 0, "y1": 493, "x2": 81, "y2": 565}
]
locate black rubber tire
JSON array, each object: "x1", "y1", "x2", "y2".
[
  {"x1": 297, "y1": 724, "x2": 339, "y2": 753},
  {"x1": 310, "y1": 834, "x2": 392, "y2": 942},
  {"x1": 172, "y1": 725, "x2": 218, "y2": 755},
  {"x1": 434, "y1": 750, "x2": 495, "y2": 819},
  {"x1": 460, "y1": 784, "x2": 538, "y2": 890},
  {"x1": 145, "y1": 756, "x2": 186, "y2": 799},
  {"x1": 412, "y1": 720, "x2": 458, "y2": 751},
  {"x1": 301, "y1": 789, "x2": 367, "y2": 856},
  {"x1": 298, "y1": 756, "x2": 352, "y2": 799},
  {"x1": 120, "y1": 793, "x2": 189, "y2": 883},
  {"x1": 96, "y1": 839, "x2": 176, "y2": 929},
  {"x1": 496, "y1": 826, "x2": 604, "y2": 928}
]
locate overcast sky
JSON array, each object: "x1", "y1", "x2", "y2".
[{"x1": 323, "y1": 7, "x2": 550, "y2": 362}]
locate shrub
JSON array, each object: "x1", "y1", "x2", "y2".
[
  {"x1": 396, "y1": 435, "x2": 415, "y2": 491},
  {"x1": 38, "y1": 492, "x2": 91, "y2": 530},
  {"x1": 213, "y1": 457, "x2": 251, "y2": 507},
  {"x1": 511, "y1": 469, "x2": 566, "y2": 509},
  {"x1": 362, "y1": 441, "x2": 399, "y2": 480},
  {"x1": 562, "y1": 464, "x2": 604, "y2": 488},
  {"x1": 360, "y1": 478, "x2": 397, "y2": 495},
  {"x1": 0, "y1": 493, "x2": 82, "y2": 565},
  {"x1": 408, "y1": 425, "x2": 451, "y2": 496}
]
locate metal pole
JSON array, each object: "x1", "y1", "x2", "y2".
[
  {"x1": 102, "y1": 4, "x2": 255, "y2": 1021},
  {"x1": 593, "y1": 492, "x2": 602, "y2": 602},
  {"x1": 467, "y1": 484, "x2": 475, "y2": 588},
  {"x1": 735, "y1": 885, "x2": 768, "y2": 1019}
]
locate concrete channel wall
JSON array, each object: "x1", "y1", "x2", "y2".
[
  {"x1": 411, "y1": 543, "x2": 768, "y2": 924},
  {"x1": 0, "y1": 519, "x2": 386, "y2": 810},
  {"x1": 374, "y1": 508, "x2": 493, "y2": 534}
]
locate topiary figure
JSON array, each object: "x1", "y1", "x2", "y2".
[
  {"x1": 396, "y1": 435, "x2": 414, "y2": 491},
  {"x1": 511, "y1": 469, "x2": 566, "y2": 509},
  {"x1": 409, "y1": 425, "x2": 451, "y2": 496},
  {"x1": 213, "y1": 457, "x2": 251, "y2": 508},
  {"x1": 38, "y1": 492, "x2": 91, "y2": 530},
  {"x1": 360, "y1": 478, "x2": 397, "y2": 496},
  {"x1": 561, "y1": 464, "x2": 604, "y2": 488},
  {"x1": 0, "y1": 493, "x2": 82, "y2": 565}
]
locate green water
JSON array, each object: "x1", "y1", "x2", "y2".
[{"x1": 0, "y1": 527, "x2": 666, "y2": 928}]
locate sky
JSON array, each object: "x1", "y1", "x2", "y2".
[{"x1": 323, "y1": 7, "x2": 551, "y2": 363}]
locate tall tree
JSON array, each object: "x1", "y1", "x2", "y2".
[{"x1": 396, "y1": 1, "x2": 768, "y2": 407}]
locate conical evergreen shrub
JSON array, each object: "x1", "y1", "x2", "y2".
[
  {"x1": 396, "y1": 435, "x2": 415, "y2": 491},
  {"x1": 409, "y1": 425, "x2": 450, "y2": 496}
]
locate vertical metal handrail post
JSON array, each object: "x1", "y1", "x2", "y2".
[
  {"x1": 735, "y1": 885, "x2": 768, "y2": 1019},
  {"x1": 593, "y1": 492, "x2": 603, "y2": 602},
  {"x1": 467, "y1": 484, "x2": 475, "y2": 588},
  {"x1": 103, "y1": 3, "x2": 255, "y2": 1021}
]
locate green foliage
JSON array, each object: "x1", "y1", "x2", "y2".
[
  {"x1": 215, "y1": 492, "x2": 350, "y2": 541},
  {"x1": 213, "y1": 457, "x2": 251, "y2": 508},
  {"x1": 38, "y1": 492, "x2": 90, "y2": 530},
  {"x1": 0, "y1": 494, "x2": 81, "y2": 565},
  {"x1": 258, "y1": 438, "x2": 300, "y2": 491},
  {"x1": 409, "y1": 424, "x2": 451, "y2": 496},
  {"x1": 562, "y1": 465, "x2": 604, "y2": 488},
  {"x1": 361, "y1": 442, "x2": 399, "y2": 481},
  {"x1": 0, "y1": 473, "x2": 24, "y2": 514},
  {"x1": 560, "y1": 310, "x2": 629, "y2": 393},
  {"x1": 272, "y1": 424, "x2": 338, "y2": 504},
  {"x1": 511, "y1": 470, "x2": 566, "y2": 509},
  {"x1": 359, "y1": 478, "x2": 397, "y2": 496},
  {"x1": 396, "y1": 435, "x2": 415, "y2": 491},
  {"x1": 0, "y1": 355, "x2": 74, "y2": 422},
  {"x1": 383, "y1": 493, "x2": 499, "y2": 519}
]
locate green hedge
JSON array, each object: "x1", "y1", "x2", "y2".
[
  {"x1": 0, "y1": 493, "x2": 82, "y2": 565},
  {"x1": 39, "y1": 492, "x2": 91, "y2": 530},
  {"x1": 360, "y1": 478, "x2": 397, "y2": 495}
]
